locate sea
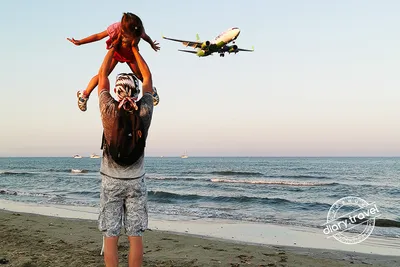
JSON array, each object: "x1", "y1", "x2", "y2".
[{"x1": 0, "y1": 157, "x2": 399, "y2": 238}]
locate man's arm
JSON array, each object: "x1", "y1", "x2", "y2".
[
  {"x1": 67, "y1": 30, "x2": 108, "y2": 46},
  {"x1": 98, "y1": 47, "x2": 115, "y2": 96},
  {"x1": 131, "y1": 44, "x2": 153, "y2": 95}
]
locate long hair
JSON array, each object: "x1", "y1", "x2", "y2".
[{"x1": 121, "y1": 12, "x2": 143, "y2": 38}]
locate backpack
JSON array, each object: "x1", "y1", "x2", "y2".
[{"x1": 101, "y1": 102, "x2": 145, "y2": 166}]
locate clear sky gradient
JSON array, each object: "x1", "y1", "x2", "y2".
[{"x1": 0, "y1": 0, "x2": 399, "y2": 157}]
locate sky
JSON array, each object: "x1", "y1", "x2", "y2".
[{"x1": 0, "y1": 0, "x2": 399, "y2": 157}]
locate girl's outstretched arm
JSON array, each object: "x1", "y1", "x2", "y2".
[
  {"x1": 67, "y1": 30, "x2": 108, "y2": 46},
  {"x1": 141, "y1": 30, "x2": 160, "y2": 51}
]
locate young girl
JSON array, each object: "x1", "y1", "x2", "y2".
[{"x1": 67, "y1": 12, "x2": 160, "y2": 111}]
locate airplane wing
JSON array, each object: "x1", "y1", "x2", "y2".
[
  {"x1": 219, "y1": 45, "x2": 255, "y2": 54},
  {"x1": 178, "y1": 49, "x2": 198, "y2": 54},
  {"x1": 237, "y1": 46, "x2": 254, "y2": 52},
  {"x1": 162, "y1": 36, "x2": 203, "y2": 49}
]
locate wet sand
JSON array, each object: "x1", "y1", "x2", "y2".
[{"x1": 0, "y1": 210, "x2": 399, "y2": 267}]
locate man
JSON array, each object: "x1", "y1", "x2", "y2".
[{"x1": 97, "y1": 39, "x2": 154, "y2": 267}]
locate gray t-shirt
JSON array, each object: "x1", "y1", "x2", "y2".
[{"x1": 99, "y1": 90, "x2": 153, "y2": 179}]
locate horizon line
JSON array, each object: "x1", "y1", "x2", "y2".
[{"x1": 0, "y1": 156, "x2": 399, "y2": 158}]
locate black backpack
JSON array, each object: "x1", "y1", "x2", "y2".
[{"x1": 101, "y1": 102, "x2": 145, "y2": 166}]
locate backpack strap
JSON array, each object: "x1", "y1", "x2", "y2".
[{"x1": 100, "y1": 131, "x2": 105, "y2": 150}]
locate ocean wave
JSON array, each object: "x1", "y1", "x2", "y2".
[
  {"x1": 66, "y1": 191, "x2": 99, "y2": 198},
  {"x1": 148, "y1": 191, "x2": 200, "y2": 203},
  {"x1": 179, "y1": 171, "x2": 330, "y2": 180},
  {"x1": 148, "y1": 190, "x2": 290, "y2": 204},
  {"x1": 70, "y1": 169, "x2": 89, "y2": 173},
  {"x1": 46, "y1": 169, "x2": 96, "y2": 173},
  {"x1": 0, "y1": 189, "x2": 49, "y2": 197},
  {"x1": 356, "y1": 184, "x2": 400, "y2": 194},
  {"x1": 147, "y1": 176, "x2": 202, "y2": 182},
  {"x1": 210, "y1": 178, "x2": 337, "y2": 187},
  {"x1": 180, "y1": 171, "x2": 264, "y2": 176},
  {"x1": 210, "y1": 171, "x2": 264, "y2": 176},
  {"x1": 179, "y1": 171, "x2": 204, "y2": 175},
  {"x1": 147, "y1": 190, "x2": 331, "y2": 210},
  {"x1": 288, "y1": 167, "x2": 310, "y2": 171},
  {"x1": 147, "y1": 176, "x2": 336, "y2": 187},
  {"x1": 336, "y1": 217, "x2": 400, "y2": 228},
  {"x1": 375, "y1": 219, "x2": 400, "y2": 228},
  {"x1": 0, "y1": 189, "x2": 17, "y2": 195},
  {"x1": 0, "y1": 171, "x2": 37, "y2": 177},
  {"x1": 271, "y1": 175, "x2": 331, "y2": 179}
]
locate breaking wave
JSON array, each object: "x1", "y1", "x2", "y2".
[
  {"x1": 210, "y1": 178, "x2": 337, "y2": 186},
  {"x1": 147, "y1": 190, "x2": 332, "y2": 210}
]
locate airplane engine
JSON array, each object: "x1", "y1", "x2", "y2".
[
  {"x1": 228, "y1": 45, "x2": 238, "y2": 53},
  {"x1": 201, "y1": 41, "x2": 210, "y2": 49},
  {"x1": 196, "y1": 50, "x2": 206, "y2": 57}
]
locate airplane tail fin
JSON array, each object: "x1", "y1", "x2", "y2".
[{"x1": 196, "y1": 34, "x2": 200, "y2": 41}]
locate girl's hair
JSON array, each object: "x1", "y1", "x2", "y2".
[{"x1": 121, "y1": 12, "x2": 143, "y2": 38}]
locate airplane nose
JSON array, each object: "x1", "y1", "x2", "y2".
[{"x1": 234, "y1": 29, "x2": 240, "y2": 39}]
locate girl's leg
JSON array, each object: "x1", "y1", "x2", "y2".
[
  {"x1": 77, "y1": 59, "x2": 119, "y2": 111},
  {"x1": 83, "y1": 59, "x2": 118, "y2": 97}
]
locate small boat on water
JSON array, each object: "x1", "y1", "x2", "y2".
[
  {"x1": 73, "y1": 155, "x2": 82, "y2": 159},
  {"x1": 90, "y1": 153, "x2": 101, "y2": 159},
  {"x1": 181, "y1": 151, "x2": 189, "y2": 159}
]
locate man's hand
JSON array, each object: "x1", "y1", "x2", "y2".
[
  {"x1": 110, "y1": 33, "x2": 122, "y2": 49},
  {"x1": 67, "y1": 38, "x2": 81, "y2": 46},
  {"x1": 130, "y1": 37, "x2": 141, "y2": 49},
  {"x1": 151, "y1": 40, "x2": 160, "y2": 52}
]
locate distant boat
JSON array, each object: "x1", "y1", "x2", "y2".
[
  {"x1": 73, "y1": 155, "x2": 82, "y2": 159},
  {"x1": 181, "y1": 151, "x2": 189, "y2": 159},
  {"x1": 90, "y1": 153, "x2": 100, "y2": 159}
]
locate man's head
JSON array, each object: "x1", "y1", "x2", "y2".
[{"x1": 114, "y1": 73, "x2": 140, "y2": 110}]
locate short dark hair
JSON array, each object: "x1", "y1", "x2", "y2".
[{"x1": 115, "y1": 73, "x2": 140, "y2": 98}]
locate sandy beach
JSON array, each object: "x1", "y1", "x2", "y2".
[{"x1": 0, "y1": 206, "x2": 399, "y2": 267}]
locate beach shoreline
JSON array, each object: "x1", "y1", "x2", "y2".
[{"x1": 0, "y1": 200, "x2": 399, "y2": 266}]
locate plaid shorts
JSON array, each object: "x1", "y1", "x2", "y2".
[{"x1": 98, "y1": 174, "x2": 148, "y2": 237}]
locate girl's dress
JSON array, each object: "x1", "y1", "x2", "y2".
[{"x1": 105, "y1": 22, "x2": 136, "y2": 63}]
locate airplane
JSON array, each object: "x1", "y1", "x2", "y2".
[{"x1": 162, "y1": 27, "x2": 254, "y2": 57}]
